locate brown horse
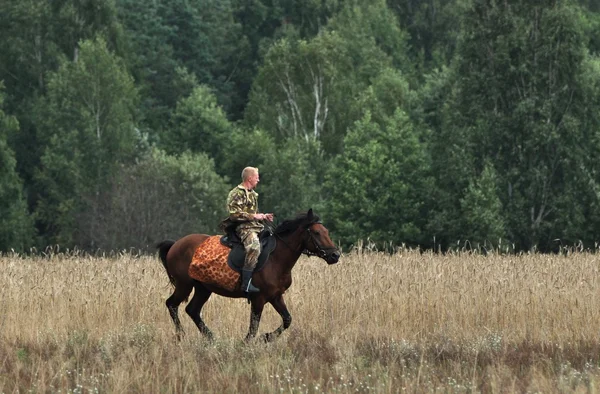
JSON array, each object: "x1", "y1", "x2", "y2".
[{"x1": 156, "y1": 209, "x2": 340, "y2": 342}]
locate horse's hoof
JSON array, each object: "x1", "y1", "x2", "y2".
[{"x1": 260, "y1": 333, "x2": 273, "y2": 343}]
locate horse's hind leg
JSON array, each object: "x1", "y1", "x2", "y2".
[
  {"x1": 185, "y1": 283, "x2": 214, "y2": 340},
  {"x1": 166, "y1": 283, "x2": 193, "y2": 341},
  {"x1": 261, "y1": 295, "x2": 292, "y2": 343}
]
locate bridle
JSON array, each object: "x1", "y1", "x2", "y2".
[
  {"x1": 303, "y1": 223, "x2": 338, "y2": 258},
  {"x1": 273, "y1": 221, "x2": 338, "y2": 259}
]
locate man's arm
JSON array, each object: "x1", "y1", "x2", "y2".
[
  {"x1": 227, "y1": 189, "x2": 255, "y2": 222},
  {"x1": 226, "y1": 188, "x2": 273, "y2": 222}
]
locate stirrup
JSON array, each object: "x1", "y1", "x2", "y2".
[
  {"x1": 245, "y1": 279, "x2": 260, "y2": 293},
  {"x1": 242, "y1": 269, "x2": 260, "y2": 294}
]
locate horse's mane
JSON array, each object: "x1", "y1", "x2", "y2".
[{"x1": 274, "y1": 212, "x2": 321, "y2": 235}]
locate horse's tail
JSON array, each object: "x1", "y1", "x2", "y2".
[{"x1": 156, "y1": 240, "x2": 176, "y2": 287}]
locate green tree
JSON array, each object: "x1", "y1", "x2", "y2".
[
  {"x1": 459, "y1": 163, "x2": 506, "y2": 249},
  {"x1": 162, "y1": 85, "x2": 236, "y2": 171},
  {"x1": 0, "y1": 0, "x2": 125, "y2": 221},
  {"x1": 34, "y1": 37, "x2": 139, "y2": 247},
  {"x1": 230, "y1": 0, "x2": 343, "y2": 118},
  {"x1": 117, "y1": 0, "x2": 251, "y2": 124},
  {"x1": 0, "y1": 86, "x2": 34, "y2": 252},
  {"x1": 437, "y1": 0, "x2": 600, "y2": 250},
  {"x1": 33, "y1": 131, "x2": 82, "y2": 246},
  {"x1": 0, "y1": 0, "x2": 60, "y2": 195},
  {"x1": 161, "y1": 0, "x2": 246, "y2": 114},
  {"x1": 221, "y1": 128, "x2": 276, "y2": 184},
  {"x1": 246, "y1": 36, "x2": 338, "y2": 145},
  {"x1": 260, "y1": 138, "x2": 325, "y2": 220},
  {"x1": 51, "y1": 0, "x2": 123, "y2": 62},
  {"x1": 246, "y1": 0, "x2": 408, "y2": 154},
  {"x1": 0, "y1": 0, "x2": 122, "y2": 103},
  {"x1": 0, "y1": 0, "x2": 57, "y2": 101},
  {"x1": 351, "y1": 68, "x2": 417, "y2": 129},
  {"x1": 233, "y1": 0, "x2": 341, "y2": 43},
  {"x1": 115, "y1": 0, "x2": 179, "y2": 133},
  {"x1": 579, "y1": 3, "x2": 600, "y2": 54},
  {"x1": 552, "y1": 54, "x2": 600, "y2": 248},
  {"x1": 387, "y1": 0, "x2": 462, "y2": 73},
  {"x1": 324, "y1": 110, "x2": 432, "y2": 250}
]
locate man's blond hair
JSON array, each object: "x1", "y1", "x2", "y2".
[{"x1": 241, "y1": 167, "x2": 259, "y2": 181}]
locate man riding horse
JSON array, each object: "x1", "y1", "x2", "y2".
[{"x1": 221, "y1": 166, "x2": 274, "y2": 296}]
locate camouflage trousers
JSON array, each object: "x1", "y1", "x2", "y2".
[{"x1": 237, "y1": 228, "x2": 261, "y2": 270}]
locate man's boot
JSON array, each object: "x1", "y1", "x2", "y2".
[{"x1": 241, "y1": 269, "x2": 260, "y2": 294}]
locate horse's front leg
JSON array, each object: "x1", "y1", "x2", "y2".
[
  {"x1": 245, "y1": 298, "x2": 266, "y2": 342},
  {"x1": 260, "y1": 294, "x2": 292, "y2": 343}
]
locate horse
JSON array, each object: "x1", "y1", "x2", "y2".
[{"x1": 156, "y1": 209, "x2": 341, "y2": 342}]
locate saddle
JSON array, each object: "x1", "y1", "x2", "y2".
[
  {"x1": 188, "y1": 223, "x2": 277, "y2": 292},
  {"x1": 220, "y1": 227, "x2": 277, "y2": 274}
]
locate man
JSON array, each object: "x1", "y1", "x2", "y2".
[{"x1": 223, "y1": 167, "x2": 273, "y2": 295}]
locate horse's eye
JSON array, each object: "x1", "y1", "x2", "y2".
[{"x1": 313, "y1": 231, "x2": 320, "y2": 236}]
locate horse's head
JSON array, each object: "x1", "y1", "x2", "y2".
[{"x1": 302, "y1": 209, "x2": 340, "y2": 265}]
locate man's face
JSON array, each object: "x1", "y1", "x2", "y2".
[{"x1": 249, "y1": 172, "x2": 260, "y2": 189}]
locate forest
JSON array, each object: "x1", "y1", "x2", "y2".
[{"x1": 2, "y1": 0, "x2": 600, "y2": 253}]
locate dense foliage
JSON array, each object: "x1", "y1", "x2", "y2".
[{"x1": 1, "y1": 0, "x2": 599, "y2": 252}]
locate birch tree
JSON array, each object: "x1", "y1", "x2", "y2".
[{"x1": 246, "y1": 0, "x2": 407, "y2": 154}]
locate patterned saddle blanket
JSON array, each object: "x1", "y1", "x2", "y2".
[{"x1": 188, "y1": 234, "x2": 277, "y2": 291}]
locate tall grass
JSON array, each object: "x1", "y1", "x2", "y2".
[{"x1": 1, "y1": 249, "x2": 600, "y2": 393}]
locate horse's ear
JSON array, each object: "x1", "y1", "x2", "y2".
[{"x1": 307, "y1": 208, "x2": 314, "y2": 220}]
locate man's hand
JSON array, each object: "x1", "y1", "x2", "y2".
[{"x1": 255, "y1": 213, "x2": 274, "y2": 221}]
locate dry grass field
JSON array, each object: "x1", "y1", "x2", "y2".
[{"x1": 2, "y1": 248, "x2": 600, "y2": 393}]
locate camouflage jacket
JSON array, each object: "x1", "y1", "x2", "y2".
[{"x1": 221, "y1": 185, "x2": 264, "y2": 232}]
